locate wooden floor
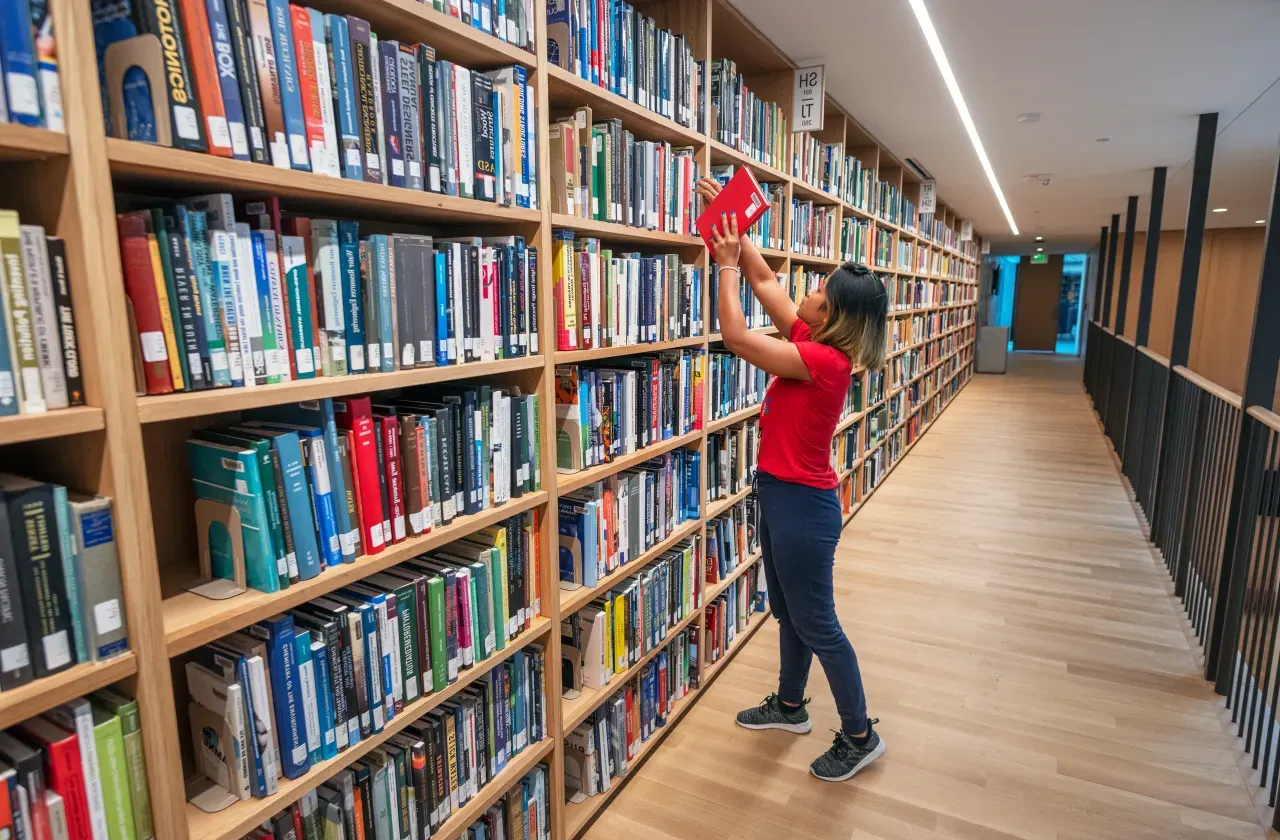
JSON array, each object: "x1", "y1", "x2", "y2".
[{"x1": 582, "y1": 353, "x2": 1277, "y2": 840}]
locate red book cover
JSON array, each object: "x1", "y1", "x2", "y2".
[
  {"x1": 336, "y1": 397, "x2": 386, "y2": 553},
  {"x1": 290, "y1": 801, "x2": 305, "y2": 837},
  {"x1": 413, "y1": 423, "x2": 430, "y2": 534},
  {"x1": 344, "y1": 428, "x2": 365, "y2": 543},
  {"x1": 695, "y1": 166, "x2": 768, "y2": 251},
  {"x1": 15, "y1": 719, "x2": 90, "y2": 840},
  {"x1": 623, "y1": 682, "x2": 635, "y2": 755},
  {"x1": 378, "y1": 415, "x2": 406, "y2": 544},
  {"x1": 289, "y1": 5, "x2": 328, "y2": 178},
  {"x1": 176, "y1": 0, "x2": 233, "y2": 157},
  {"x1": 657, "y1": 657, "x2": 668, "y2": 714},
  {"x1": 577, "y1": 250, "x2": 592, "y2": 349},
  {"x1": 116, "y1": 212, "x2": 175, "y2": 395}
]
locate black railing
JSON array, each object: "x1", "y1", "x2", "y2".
[
  {"x1": 1093, "y1": 327, "x2": 1116, "y2": 419},
  {"x1": 1084, "y1": 320, "x2": 1102, "y2": 400},
  {"x1": 1122, "y1": 347, "x2": 1169, "y2": 520},
  {"x1": 1106, "y1": 337, "x2": 1135, "y2": 459}
]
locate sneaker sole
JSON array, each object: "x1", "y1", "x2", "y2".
[
  {"x1": 811, "y1": 737, "x2": 886, "y2": 782},
  {"x1": 736, "y1": 718, "x2": 813, "y2": 734}
]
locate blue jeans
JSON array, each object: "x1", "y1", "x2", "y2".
[{"x1": 757, "y1": 470, "x2": 869, "y2": 734}]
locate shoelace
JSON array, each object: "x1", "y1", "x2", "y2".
[
  {"x1": 831, "y1": 718, "x2": 880, "y2": 757},
  {"x1": 761, "y1": 693, "x2": 809, "y2": 715}
]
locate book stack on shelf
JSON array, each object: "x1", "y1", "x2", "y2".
[{"x1": 1, "y1": 0, "x2": 981, "y2": 836}]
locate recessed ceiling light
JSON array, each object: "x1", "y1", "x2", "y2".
[
  {"x1": 1016, "y1": 112, "x2": 1041, "y2": 124},
  {"x1": 1096, "y1": 137, "x2": 1109, "y2": 143},
  {"x1": 1213, "y1": 208, "x2": 1228, "y2": 213},
  {"x1": 1258, "y1": 219, "x2": 1267, "y2": 224},
  {"x1": 1034, "y1": 236, "x2": 1043, "y2": 242},
  {"x1": 1036, "y1": 247, "x2": 1044, "y2": 252},
  {"x1": 908, "y1": 0, "x2": 1019, "y2": 236}
]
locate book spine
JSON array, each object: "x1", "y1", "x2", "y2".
[
  {"x1": 419, "y1": 46, "x2": 442, "y2": 193},
  {"x1": 288, "y1": 4, "x2": 328, "y2": 176},
  {"x1": 377, "y1": 39, "x2": 406, "y2": 188},
  {"x1": 203, "y1": 0, "x2": 252, "y2": 159},
  {"x1": 18, "y1": 226, "x2": 68, "y2": 409},
  {"x1": 308, "y1": 10, "x2": 341, "y2": 178},
  {"x1": 134, "y1": 0, "x2": 208, "y2": 151},
  {"x1": 221, "y1": 0, "x2": 269, "y2": 162},
  {"x1": 280, "y1": 236, "x2": 317, "y2": 378},
  {"x1": 231, "y1": 224, "x2": 267, "y2": 384},
  {"x1": 114, "y1": 214, "x2": 172, "y2": 397},
  {"x1": 178, "y1": 0, "x2": 235, "y2": 155},
  {"x1": 265, "y1": 0, "x2": 311, "y2": 170},
  {"x1": 50, "y1": 487, "x2": 87, "y2": 666},
  {"x1": 397, "y1": 44, "x2": 422, "y2": 191},
  {"x1": 246, "y1": 0, "x2": 290, "y2": 167},
  {"x1": 145, "y1": 219, "x2": 187, "y2": 390},
  {"x1": 7, "y1": 483, "x2": 73, "y2": 677},
  {"x1": 347, "y1": 17, "x2": 382, "y2": 184},
  {"x1": 326, "y1": 15, "x2": 363, "y2": 180},
  {"x1": 337, "y1": 220, "x2": 365, "y2": 374},
  {"x1": 0, "y1": 0, "x2": 41, "y2": 126},
  {"x1": 207, "y1": 229, "x2": 246, "y2": 386},
  {"x1": 160, "y1": 224, "x2": 210, "y2": 390}
]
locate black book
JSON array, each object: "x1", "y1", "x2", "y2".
[
  {"x1": 44, "y1": 239, "x2": 84, "y2": 407},
  {"x1": 0, "y1": 502, "x2": 31, "y2": 690},
  {"x1": 290, "y1": 610, "x2": 349, "y2": 750},
  {"x1": 347, "y1": 17, "x2": 382, "y2": 185},
  {"x1": 0, "y1": 477, "x2": 73, "y2": 677},
  {"x1": 470, "y1": 73, "x2": 496, "y2": 202},
  {"x1": 0, "y1": 733, "x2": 45, "y2": 836},
  {"x1": 224, "y1": 0, "x2": 269, "y2": 163},
  {"x1": 464, "y1": 245, "x2": 479, "y2": 363},
  {"x1": 352, "y1": 761, "x2": 376, "y2": 840},
  {"x1": 301, "y1": 598, "x2": 365, "y2": 741},
  {"x1": 510, "y1": 395, "x2": 524, "y2": 499},
  {"x1": 132, "y1": 0, "x2": 207, "y2": 152},
  {"x1": 418, "y1": 45, "x2": 443, "y2": 194},
  {"x1": 161, "y1": 214, "x2": 212, "y2": 388},
  {"x1": 419, "y1": 238, "x2": 437, "y2": 369}
]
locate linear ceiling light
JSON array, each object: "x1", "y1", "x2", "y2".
[{"x1": 906, "y1": 0, "x2": 1019, "y2": 236}]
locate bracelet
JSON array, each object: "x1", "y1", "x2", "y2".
[{"x1": 717, "y1": 266, "x2": 741, "y2": 277}]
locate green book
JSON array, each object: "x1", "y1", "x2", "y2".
[
  {"x1": 591, "y1": 126, "x2": 605, "y2": 221},
  {"x1": 468, "y1": 573, "x2": 483, "y2": 664},
  {"x1": 149, "y1": 208, "x2": 193, "y2": 389},
  {"x1": 370, "y1": 575, "x2": 419, "y2": 705},
  {"x1": 468, "y1": 560, "x2": 493, "y2": 661},
  {"x1": 280, "y1": 235, "x2": 317, "y2": 380},
  {"x1": 92, "y1": 689, "x2": 152, "y2": 840},
  {"x1": 490, "y1": 546, "x2": 508, "y2": 652},
  {"x1": 51, "y1": 485, "x2": 87, "y2": 664},
  {"x1": 426, "y1": 575, "x2": 448, "y2": 693},
  {"x1": 91, "y1": 705, "x2": 137, "y2": 840}
]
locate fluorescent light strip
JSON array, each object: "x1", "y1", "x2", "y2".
[{"x1": 907, "y1": 0, "x2": 1019, "y2": 236}]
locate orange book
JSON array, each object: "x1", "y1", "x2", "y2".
[
  {"x1": 288, "y1": 5, "x2": 329, "y2": 175},
  {"x1": 176, "y1": 0, "x2": 234, "y2": 156}
]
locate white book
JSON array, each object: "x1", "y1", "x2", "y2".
[
  {"x1": 258, "y1": 231, "x2": 291, "y2": 381},
  {"x1": 478, "y1": 247, "x2": 496, "y2": 362},
  {"x1": 381, "y1": 599, "x2": 402, "y2": 709},
  {"x1": 455, "y1": 65, "x2": 474, "y2": 200},
  {"x1": 18, "y1": 226, "x2": 67, "y2": 409},
  {"x1": 230, "y1": 225, "x2": 265, "y2": 385},
  {"x1": 46, "y1": 699, "x2": 110, "y2": 839},
  {"x1": 297, "y1": 643, "x2": 322, "y2": 762},
  {"x1": 370, "y1": 34, "x2": 387, "y2": 187},
  {"x1": 308, "y1": 10, "x2": 341, "y2": 178},
  {"x1": 208, "y1": 230, "x2": 246, "y2": 386},
  {"x1": 245, "y1": 655, "x2": 281, "y2": 791},
  {"x1": 183, "y1": 660, "x2": 252, "y2": 800},
  {"x1": 311, "y1": 220, "x2": 348, "y2": 375},
  {"x1": 44, "y1": 789, "x2": 68, "y2": 840}
]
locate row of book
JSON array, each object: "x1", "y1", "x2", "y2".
[
  {"x1": 707, "y1": 420, "x2": 758, "y2": 503},
  {"x1": 562, "y1": 542, "x2": 695, "y2": 692},
  {"x1": 187, "y1": 536, "x2": 545, "y2": 808},
  {"x1": 866, "y1": 368, "x2": 886, "y2": 406},
  {"x1": 0, "y1": 476, "x2": 126, "y2": 688},
  {"x1": 841, "y1": 155, "x2": 874, "y2": 212},
  {"x1": 786, "y1": 267, "x2": 824, "y2": 307},
  {"x1": 839, "y1": 217, "x2": 872, "y2": 267},
  {"x1": 120, "y1": 195, "x2": 539, "y2": 396},
  {"x1": 0, "y1": 212, "x2": 84, "y2": 415},
  {"x1": 553, "y1": 352, "x2": 704, "y2": 474},
  {"x1": 546, "y1": 0, "x2": 702, "y2": 131},
  {"x1": 550, "y1": 234, "x2": 703, "y2": 352},
  {"x1": 707, "y1": 264, "x2": 773, "y2": 334},
  {"x1": 0, "y1": 690, "x2": 153, "y2": 840},
  {"x1": 547, "y1": 108, "x2": 701, "y2": 235},
  {"x1": 873, "y1": 227, "x2": 893, "y2": 269},
  {"x1": 790, "y1": 200, "x2": 836, "y2": 259},
  {"x1": 705, "y1": 496, "x2": 758, "y2": 588},
  {"x1": 187, "y1": 392, "x2": 541, "y2": 595},
  {"x1": 230, "y1": 657, "x2": 546, "y2": 840},
  {"x1": 840, "y1": 376, "x2": 864, "y2": 423},
  {"x1": 876, "y1": 181, "x2": 906, "y2": 229},
  {"x1": 0, "y1": 0, "x2": 61, "y2": 130},
  {"x1": 563, "y1": 627, "x2": 696, "y2": 803},
  {"x1": 704, "y1": 564, "x2": 766, "y2": 665},
  {"x1": 557, "y1": 449, "x2": 700, "y2": 591},
  {"x1": 93, "y1": 1, "x2": 540, "y2": 207},
  {"x1": 710, "y1": 59, "x2": 787, "y2": 171},
  {"x1": 707, "y1": 351, "x2": 765, "y2": 422},
  {"x1": 833, "y1": 423, "x2": 859, "y2": 474},
  {"x1": 896, "y1": 240, "x2": 912, "y2": 271},
  {"x1": 455, "y1": 764, "x2": 550, "y2": 840},
  {"x1": 792, "y1": 135, "x2": 842, "y2": 196}
]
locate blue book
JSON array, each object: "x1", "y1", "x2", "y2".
[
  {"x1": 249, "y1": 400, "x2": 356, "y2": 564},
  {"x1": 201, "y1": 644, "x2": 270, "y2": 797},
  {"x1": 204, "y1": 0, "x2": 250, "y2": 160},
  {"x1": 234, "y1": 425, "x2": 323, "y2": 580},
  {"x1": 207, "y1": 229, "x2": 246, "y2": 387},
  {"x1": 297, "y1": 428, "x2": 342, "y2": 569},
  {"x1": 177, "y1": 207, "x2": 233, "y2": 387},
  {"x1": 265, "y1": 0, "x2": 310, "y2": 171},
  {"x1": 309, "y1": 638, "x2": 338, "y2": 760},
  {"x1": 357, "y1": 603, "x2": 385, "y2": 732},
  {"x1": 433, "y1": 251, "x2": 450, "y2": 365},
  {"x1": 186, "y1": 439, "x2": 279, "y2": 592},
  {"x1": 248, "y1": 615, "x2": 309, "y2": 778},
  {"x1": 338, "y1": 221, "x2": 365, "y2": 373},
  {"x1": 512, "y1": 652, "x2": 527, "y2": 750},
  {"x1": 512, "y1": 67, "x2": 530, "y2": 209},
  {"x1": 0, "y1": 0, "x2": 41, "y2": 126},
  {"x1": 376, "y1": 39, "x2": 405, "y2": 189},
  {"x1": 293, "y1": 630, "x2": 322, "y2": 766},
  {"x1": 326, "y1": 15, "x2": 363, "y2": 181}
]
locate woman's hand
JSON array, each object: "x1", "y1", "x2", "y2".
[
  {"x1": 709, "y1": 211, "x2": 741, "y2": 268},
  {"x1": 694, "y1": 177, "x2": 723, "y2": 205}
]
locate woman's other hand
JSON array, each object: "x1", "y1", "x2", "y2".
[
  {"x1": 709, "y1": 212, "x2": 741, "y2": 268},
  {"x1": 694, "y1": 176, "x2": 723, "y2": 205}
]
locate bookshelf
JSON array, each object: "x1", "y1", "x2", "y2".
[{"x1": 0, "y1": 0, "x2": 979, "y2": 837}]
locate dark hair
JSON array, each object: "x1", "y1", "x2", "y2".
[{"x1": 810, "y1": 262, "x2": 889, "y2": 370}]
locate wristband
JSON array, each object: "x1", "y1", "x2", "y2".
[{"x1": 717, "y1": 266, "x2": 741, "y2": 278}]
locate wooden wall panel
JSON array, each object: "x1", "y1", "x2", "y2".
[
  {"x1": 1188, "y1": 227, "x2": 1265, "y2": 395},
  {"x1": 1147, "y1": 231, "x2": 1184, "y2": 358}
]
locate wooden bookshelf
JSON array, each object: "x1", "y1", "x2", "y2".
[{"x1": 16, "y1": 0, "x2": 982, "y2": 836}]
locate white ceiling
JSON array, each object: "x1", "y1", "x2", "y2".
[{"x1": 727, "y1": 0, "x2": 1280, "y2": 254}]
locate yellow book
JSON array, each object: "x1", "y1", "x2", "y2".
[
  {"x1": 144, "y1": 231, "x2": 185, "y2": 390},
  {"x1": 612, "y1": 592, "x2": 626, "y2": 674},
  {"x1": 602, "y1": 598, "x2": 613, "y2": 674},
  {"x1": 552, "y1": 231, "x2": 578, "y2": 350}
]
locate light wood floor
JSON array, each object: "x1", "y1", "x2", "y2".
[{"x1": 582, "y1": 353, "x2": 1277, "y2": 840}]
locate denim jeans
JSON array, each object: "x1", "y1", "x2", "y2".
[{"x1": 757, "y1": 470, "x2": 869, "y2": 735}]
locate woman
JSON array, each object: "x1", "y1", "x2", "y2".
[{"x1": 697, "y1": 177, "x2": 888, "y2": 783}]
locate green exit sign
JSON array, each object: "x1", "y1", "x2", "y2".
[{"x1": 1031, "y1": 253, "x2": 1048, "y2": 264}]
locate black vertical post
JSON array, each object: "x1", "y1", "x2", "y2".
[
  {"x1": 1151, "y1": 113, "x2": 1218, "y2": 531},
  {"x1": 1211, "y1": 136, "x2": 1280, "y2": 691},
  {"x1": 1115, "y1": 196, "x2": 1139, "y2": 335},
  {"x1": 1136, "y1": 167, "x2": 1167, "y2": 348},
  {"x1": 1092, "y1": 226, "x2": 1108, "y2": 322},
  {"x1": 1101, "y1": 214, "x2": 1120, "y2": 328}
]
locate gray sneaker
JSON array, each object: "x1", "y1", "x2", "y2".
[
  {"x1": 810, "y1": 720, "x2": 885, "y2": 782},
  {"x1": 735, "y1": 693, "x2": 813, "y2": 734}
]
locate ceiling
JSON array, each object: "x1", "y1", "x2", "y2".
[{"x1": 727, "y1": 0, "x2": 1280, "y2": 255}]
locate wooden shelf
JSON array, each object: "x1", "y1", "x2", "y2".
[
  {"x1": 419, "y1": 739, "x2": 555, "y2": 840},
  {"x1": 0, "y1": 124, "x2": 69, "y2": 162},
  {"x1": 327, "y1": 0, "x2": 538, "y2": 70},
  {"x1": 163, "y1": 491, "x2": 549, "y2": 655},
  {"x1": 755, "y1": 246, "x2": 791, "y2": 260},
  {"x1": 708, "y1": 140, "x2": 790, "y2": 184},
  {"x1": 705, "y1": 483, "x2": 752, "y2": 521},
  {"x1": 705, "y1": 403, "x2": 762, "y2": 434},
  {"x1": 557, "y1": 428, "x2": 703, "y2": 496},
  {"x1": 0, "y1": 654, "x2": 136, "y2": 731},
  {"x1": 789, "y1": 252, "x2": 840, "y2": 268},
  {"x1": 545, "y1": 65, "x2": 704, "y2": 145},
  {"x1": 560, "y1": 518, "x2": 703, "y2": 616},
  {"x1": 107, "y1": 139, "x2": 542, "y2": 226},
  {"x1": 707, "y1": 325, "x2": 779, "y2": 343},
  {"x1": 137, "y1": 356, "x2": 545, "y2": 423},
  {"x1": 561, "y1": 611, "x2": 699, "y2": 733},
  {"x1": 702, "y1": 606, "x2": 771, "y2": 683},
  {"x1": 185, "y1": 619, "x2": 552, "y2": 840},
  {"x1": 550, "y1": 213, "x2": 703, "y2": 248},
  {"x1": 0, "y1": 406, "x2": 105, "y2": 444},
  {"x1": 553, "y1": 335, "x2": 704, "y2": 364},
  {"x1": 703, "y1": 550, "x2": 762, "y2": 605},
  {"x1": 790, "y1": 178, "x2": 842, "y2": 205}
]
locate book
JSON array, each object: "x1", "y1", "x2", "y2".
[
  {"x1": 694, "y1": 166, "x2": 768, "y2": 251},
  {"x1": 0, "y1": 475, "x2": 74, "y2": 677},
  {"x1": 90, "y1": 690, "x2": 153, "y2": 840}
]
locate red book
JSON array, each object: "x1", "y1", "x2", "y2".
[
  {"x1": 695, "y1": 166, "x2": 769, "y2": 251},
  {"x1": 335, "y1": 397, "x2": 386, "y2": 553},
  {"x1": 116, "y1": 212, "x2": 175, "y2": 396},
  {"x1": 577, "y1": 251, "x2": 592, "y2": 349},
  {"x1": 15, "y1": 719, "x2": 90, "y2": 840},
  {"x1": 377, "y1": 415, "x2": 406, "y2": 544},
  {"x1": 413, "y1": 423, "x2": 430, "y2": 535},
  {"x1": 176, "y1": 0, "x2": 234, "y2": 157},
  {"x1": 289, "y1": 5, "x2": 329, "y2": 177},
  {"x1": 344, "y1": 429, "x2": 366, "y2": 548}
]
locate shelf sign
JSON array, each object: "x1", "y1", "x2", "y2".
[
  {"x1": 960, "y1": 220, "x2": 973, "y2": 241},
  {"x1": 792, "y1": 66, "x2": 825, "y2": 132},
  {"x1": 920, "y1": 181, "x2": 937, "y2": 214},
  {"x1": 981, "y1": 239, "x2": 991, "y2": 255},
  {"x1": 1031, "y1": 252, "x2": 1048, "y2": 264}
]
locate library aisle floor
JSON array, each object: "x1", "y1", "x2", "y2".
[{"x1": 582, "y1": 354, "x2": 1276, "y2": 840}]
